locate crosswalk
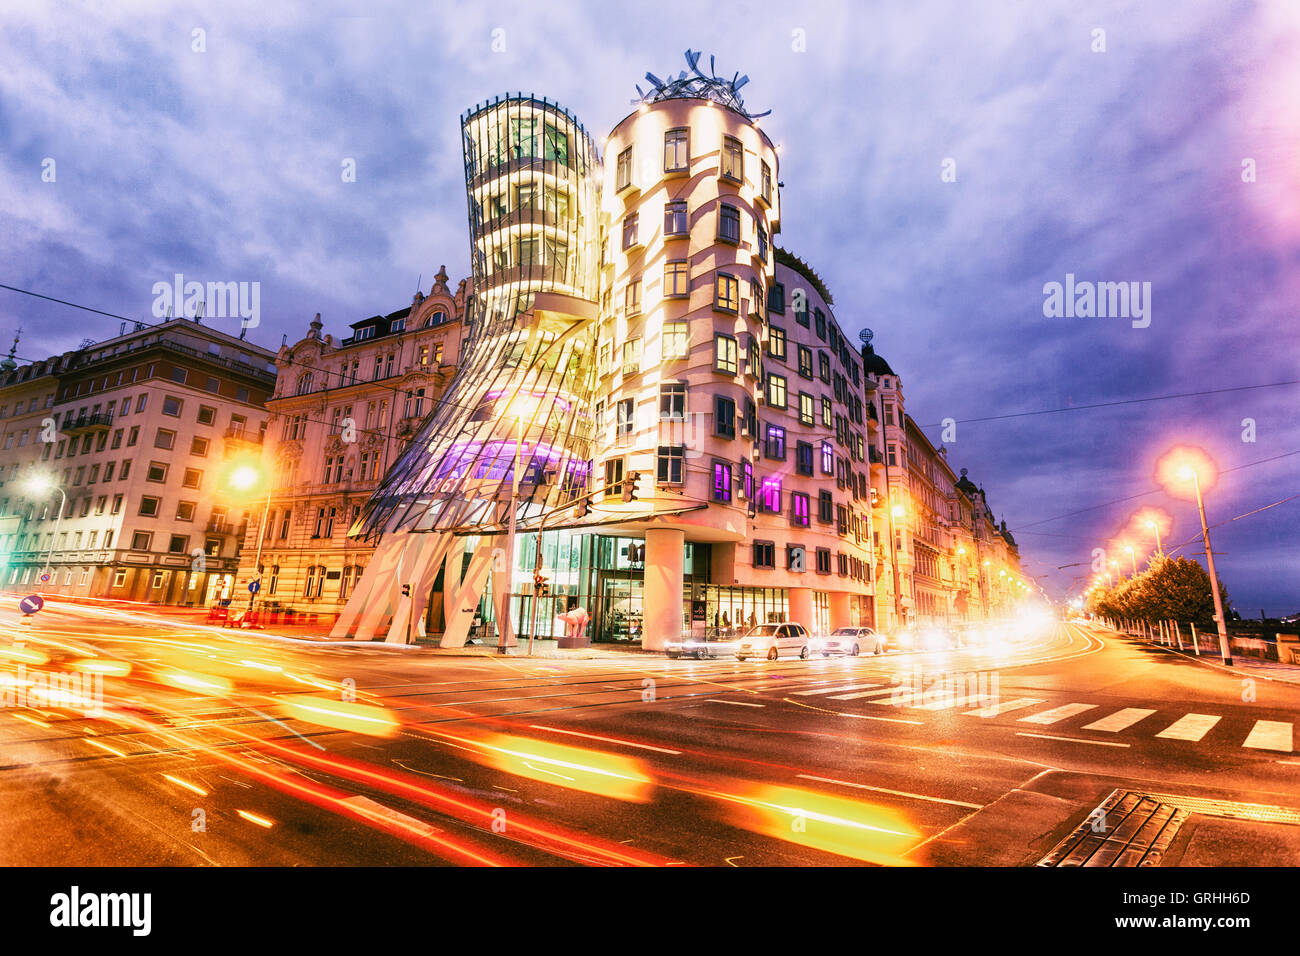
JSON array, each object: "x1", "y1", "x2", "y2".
[{"x1": 777, "y1": 681, "x2": 1296, "y2": 753}]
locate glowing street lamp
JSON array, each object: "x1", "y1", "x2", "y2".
[
  {"x1": 1158, "y1": 446, "x2": 1231, "y2": 666},
  {"x1": 228, "y1": 464, "x2": 272, "y2": 612},
  {"x1": 1123, "y1": 543, "x2": 1137, "y2": 575},
  {"x1": 1146, "y1": 518, "x2": 1163, "y2": 555},
  {"x1": 24, "y1": 475, "x2": 67, "y2": 588}
]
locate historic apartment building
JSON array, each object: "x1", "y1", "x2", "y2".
[
  {"x1": 0, "y1": 318, "x2": 277, "y2": 603},
  {"x1": 233, "y1": 269, "x2": 469, "y2": 610}
]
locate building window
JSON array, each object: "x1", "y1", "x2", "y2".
[
  {"x1": 168, "y1": 534, "x2": 188, "y2": 554},
  {"x1": 818, "y1": 490, "x2": 833, "y2": 523},
  {"x1": 127, "y1": 426, "x2": 139, "y2": 447},
  {"x1": 815, "y1": 309, "x2": 827, "y2": 341},
  {"x1": 197, "y1": 405, "x2": 216, "y2": 425},
  {"x1": 757, "y1": 224, "x2": 768, "y2": 263},
  {"x1": 603, "y1": 458, "x2": 625, "y2": 499},
  {"x1": 112, "y1": 494, "x2": 124, "y2": 514},
  {"x1": 616, "y1": 146, "x2": 633, "y2": 190},
  {"x1": 765, "y1": 425, "x2": 785, "y2": 459},
  {"x1": 821, "y1": 441, "x2": 835, "y2": 474},
  {"x1": 714, "y1": 395, "x2": 736, "y2": 438},
  {"x1": 622, "y1": 213, "x2": 639, "y2": 251},
  {"x1": 616, "y1": 398, "x2": 635, "y2": 438},
  {"x1": 182, "y1": 468, "x2": 202, "y2": 489},
  {"x1": 717, "y1": 203, "x2": 741, "y2": 243},
  {"x1": 712, "y1": 460, "x2": 732, "y2": 502},
  {"x1": 798, "y1": 392, "x2": 815, "y2": 426},
  {"x1": 138, "y1": 496, "x2": 160, "y2": 517},
  {"x1": 663, "y1": 259, "x2": 690, "y2": 299},
  {"x1": 767, "y1": 326, "x2": 786, "y2": 361},
  {"x1": 659, "y1": 383, "x2": 686, "y2": 421},
  {"x1": 760, "y1": 475, "x2": 782, "y2": 512},
  {"x1": 662, "y1": 320, "x2": 688, "y2": 359},
  {"x1": 796, "y1": 441, "x2": 814, "y2": 476},
  {"x1": 624, "y1": 280, "x2": 642, "y2": 316},
  {"x1": 714, "y1": 334, "x2": 738, "y2": 374},
  {"x1": 176, "y1": 501, "x2": 195, "y2": 521},
  {"x1": 170, "y1": 368, "x2": 187, "y2": 384},
  {"x1": 761, "y1": 161, "x2": 773, "y2": 204},
  {"x1": 664, "y1": 200, "x2": 688, "y2": 236},
  {"x1": 815, "y1": 547, "x2": 832, "y2": 574},
  {"x1": 721, "y1": 135, "x2": 743, "y2": 182},
  {"x1": 621, "y1": 338, "x2": 642, "y2": 375},
  {"x1": 656, "y1": 445, "x2": 685, "y2": 484},
  {"x1": 766, "y1": 373, "x2": 787, "y2": 409},
  {"x1": 753, "y1": 541, "x2": 776, "y2": 569},
  {"x1": 791, "y1": 492, "x2": 811, "y2": 527},
  {"x1": 798, "y1": 346, "x2": 814, "y2": 379},
  {"x1": 190, "y1": 436, "x2": 209, "y2": 456},
  {"x1": 714, "y1": 273, "x2": 739, "y2": 312},
  {"x1": 146, "y1": 462, "x2": 168, "y2": 483},
  {"x1": 154, "y1": 428, "x2": 175, "y2": 450},
  {"x1": 822, "y1": 397, "x2": 834, "y2": 428},
  {"x1": 664, "y1": 127, "x2": 689, "y2": 172},
  {"x1": 819, "y1": 351, "x2": 832, "y2": 383}
]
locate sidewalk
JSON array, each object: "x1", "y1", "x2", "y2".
[{"x1": 1107, "y1": 626, "x2": 1300, "y2": 687}]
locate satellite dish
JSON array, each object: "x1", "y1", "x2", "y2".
[{"x1": 859, "y1": 328, "x2": 874, "y2": 346}]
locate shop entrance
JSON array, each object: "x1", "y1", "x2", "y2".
[{"x1": 597, "y1": 574, "x2": 644, "y2": 643}]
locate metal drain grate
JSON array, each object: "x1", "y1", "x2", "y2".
[{"x1": 1037, "y1": 787, "x2": 1300, "y2": 866}]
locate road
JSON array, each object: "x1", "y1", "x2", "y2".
[{"x1": 2, "y1": 599, "x2": 1299, "y2": 866}]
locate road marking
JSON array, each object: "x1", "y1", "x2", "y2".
[
  {"x1": 341, "y1": 795, "x2": 443, "y2": 836},
  {"x1": 963, "y1": 697, "x2": 1045, "y2": 718},
  {"x1": 1081, "y1": 708, "x2": 1157, "y2": 733},
  {"x1": 527, "y1": 724, "x2": 682, "y2": 755},
  {"x1": 1243, "y1": 720, "x2": 1293, "y2": 753},
  {"x1": 917, "y1": 693, "x2": 995, "y2": 711},
  {"x1": 831, "y1": 687, "x2": 899, "y2": 701},
  {"x1": 792, "y1": 683, "x2": 880, "y2": 696},
  {"x1": 707, "y1": 699, "x2": 764, "y2": 707},
  {"x1": 1016, "y1": 732, "x2": 1130, "y2": 748},
  {"x1": 796, "y1": 773, "x2": 984, "y2": 809},
  {"x1": 1156, "y1": 713, "x2": 1221, "y2": 742},
  {"x1": 1018, "y1": 703, "x2": 1098, "y2": 725}
]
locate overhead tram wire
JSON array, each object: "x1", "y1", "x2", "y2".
[
  {"x1": 914, "y1": 379, "x2": 1300, "y2": 431},
  {"x1": 0, "y1": 280, "x2": 549, "y2": 435}
]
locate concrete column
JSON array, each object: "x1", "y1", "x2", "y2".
[
  {"x1": 643, "y1": 529, "x2": 684, "y2": 651},
  {"x1": 788, "y1": 587, "x2": 813, "y2": 629},
  {"x1": 828, "y1": 591, "x2": 852, "y2": 630}
]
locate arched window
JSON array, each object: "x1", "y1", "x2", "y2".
[
  {"x1": 295, "y1": 373, "x2": 313, "y2": 395},
  {"x1": 425, "y1": 310, "x2": 447, "y2": 328},
  {"x1": 268, "y1": 564, "x2": 280, "y2": 595}
]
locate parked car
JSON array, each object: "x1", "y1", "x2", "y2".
[
  {"x1": 665, "y1": 629, "x2": 739, "y2": 660},
  {"x1": 735, "y1": 622, "x2": 812, "y2": 661},
  {"x1": 811, "y1": 626, "x2": 886, "y2": 657}
]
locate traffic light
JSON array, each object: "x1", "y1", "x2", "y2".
[
  {"x1": 622, "y1": 471, "x2": 640, "y2": 503},
  {"x1": 534, "y1": 574, "x2": 549, "y2": 598},
  {"x1": 574, "y1": 497, "x2": 590, "y2": 519},
  {"x1": 401, "y1": 583, "x2": 411, "y2": 597}
]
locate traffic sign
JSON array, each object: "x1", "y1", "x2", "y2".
[
  {"x1": 19, "y1": 594, "x2": 45, "y2": 615},
  {"x1": 38, "y1": 572, "x2": 51, "y2": 584},
  {"x1": 248, "y1": 579, "x2": 261, "y2": 594}
]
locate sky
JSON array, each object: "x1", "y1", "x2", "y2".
[{"x1": 1, "y1": 0, "x2": 1297, "y2": 612}]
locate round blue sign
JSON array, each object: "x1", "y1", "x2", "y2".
[
  {"x1": 248, "y1": 579, "x2": 261, "y2": 594},
  {"x1": 19, "y1": 594, "x2": 45, "y2": 615},
  {"x1": 39, "y1": 572, "x2": 51, "y2": 584}
]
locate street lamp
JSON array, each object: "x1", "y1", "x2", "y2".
[
  {"x1": 1123, "y1": 543, "x2": 1137, "y2": 575},
  {"x1": 1158, "y1": 446, "x2": 1231, "y2": 666},
  {"x1": 1147, "y1": 518, "x2": 1163, "y2": 555},
  {"x1": 25, "y1": 475, "x2": 67, "y2": 589},
  {"x1": 229, "y1": 464, "x2": 272, "y2": 612}
]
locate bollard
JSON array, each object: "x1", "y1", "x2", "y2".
[
  {"x1": 1173, "y1": 620, "x2": 1184, "y2": 651},
  {"x1": 1190, "y1": 622, "x2": 1200, "y2": 656}
]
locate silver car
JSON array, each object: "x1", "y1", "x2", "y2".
[
  {"x1": 812, "y1": 626, "x2": 886, "y2": 657},
  {"x1": 735, "y1": 622, "x2": 812, "y2": 661}
]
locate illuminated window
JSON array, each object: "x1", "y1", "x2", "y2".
[
  {"x1": 662, "y1": 321, "x2": 688, "y2": 359},
  {"x1": 721, "y1": 135, "x2": 743, "y2": 182},
  {"x1": 767, "y1": 326, "x2": 786, "y2": 360},
  {"x1": 664, "y1": 260, "x2": 689, "y2": 298},
  {"x1": 712, "y1": 460, "x2": 732, "y2": 502},
  {"x1": 664, "y1": 128, "x2": 689, "y2": 172},
  {"x1": 714, "y1": 334, "x2": 738, "y2": 374},
  {"x1": 791, "y1": 492, "x2": 810, "y2": 527},
  {"x1": 714, "y1": 273, "x2": 739, "y2": 312},
  {"x1": 799, "y1": 393, "x2": 814, "y2": 425},
  {"x1": 766, "y1": 374, "x2": 787, "y2": 409}
]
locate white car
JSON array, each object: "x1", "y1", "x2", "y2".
[
  {"x1": 812, "y1": 626, "x2": 886, "y2": 657},
  {"x1": 735, "y1": 622, "x2": 812, "y2": 661},
  {"x1": 665, "y1": 631, "x2": 738, "y2": 660}
]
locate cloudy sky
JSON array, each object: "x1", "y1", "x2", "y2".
[{"x1": 2, "y1": 0, "x2": 1297, "y2": 612}]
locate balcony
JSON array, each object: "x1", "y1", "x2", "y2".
[
  {"x1": 62, "y1": 412, "x2": 113, "y2": 435},
  {"x1": 225, "y1": 426, "x2": 264, "y2": 444},
  {"x1": 868, "y1": 446, "x2": 884, "y2": 466},
  {"x1": 206, "y1": 519, "x2": 247, "y2": 536}
]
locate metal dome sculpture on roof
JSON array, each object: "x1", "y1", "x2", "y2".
[{"x1": 634, "y1": 49, "x2": 772, "y2": 119}]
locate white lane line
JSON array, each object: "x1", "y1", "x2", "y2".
[
  {"x1": 963, "y1": 697, "x2": 1045, "y2": 718},
  {"x1": 1243, "y1": 720, "x2": 1293, "y2": 753},
  {"x1": 341, "y1": 795, "x2": 443, "y2": 837},
  {"x1": 866, "y1": 692, "x2": 918, "y2": 706},
  {"x1": 707, "y1": 699, "x2": 765, "y2": 708},
  {"x1": 797, "y1": 773, "x2": 984, "y2": 810},
  {"x1": 1017, "y1": 703, "x2": 1098, "y2": 725},
  {"x1": 831, "y1": 687, "x2": 900, "y2": 701},
  {"x1": 526, "y1": 724, "x2": 682, "y2": 755},
  {"x1": 1156, "y1": 713, "x2": 1222, "y2": 742},
  {"x1": 1081, "y1": 708, "x2": 1157, "y2": 733},
  {"x1": 917, "y1": 693, "x2": 996, "y2": 711},
  {"x1": 1015, "y1": 732, "x2": 1130, "y2": 748},
  {"x1": 792, "y1": 683, "x2": 881, "y2": 696}
]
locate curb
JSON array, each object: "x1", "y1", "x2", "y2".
[{"x1": 1112, "y1": 629, "x2": 1300, "y2": 687}]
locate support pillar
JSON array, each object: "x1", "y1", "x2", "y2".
[
  {"x1": 788, "y1": 587, "x2": 813, "y2": 630},
  {"x1": 643, "y1": 529, "x2": 684, "y2": 651},
  {"x1": 828, "y1": 591, "x2": 852, "y2": 631}
]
